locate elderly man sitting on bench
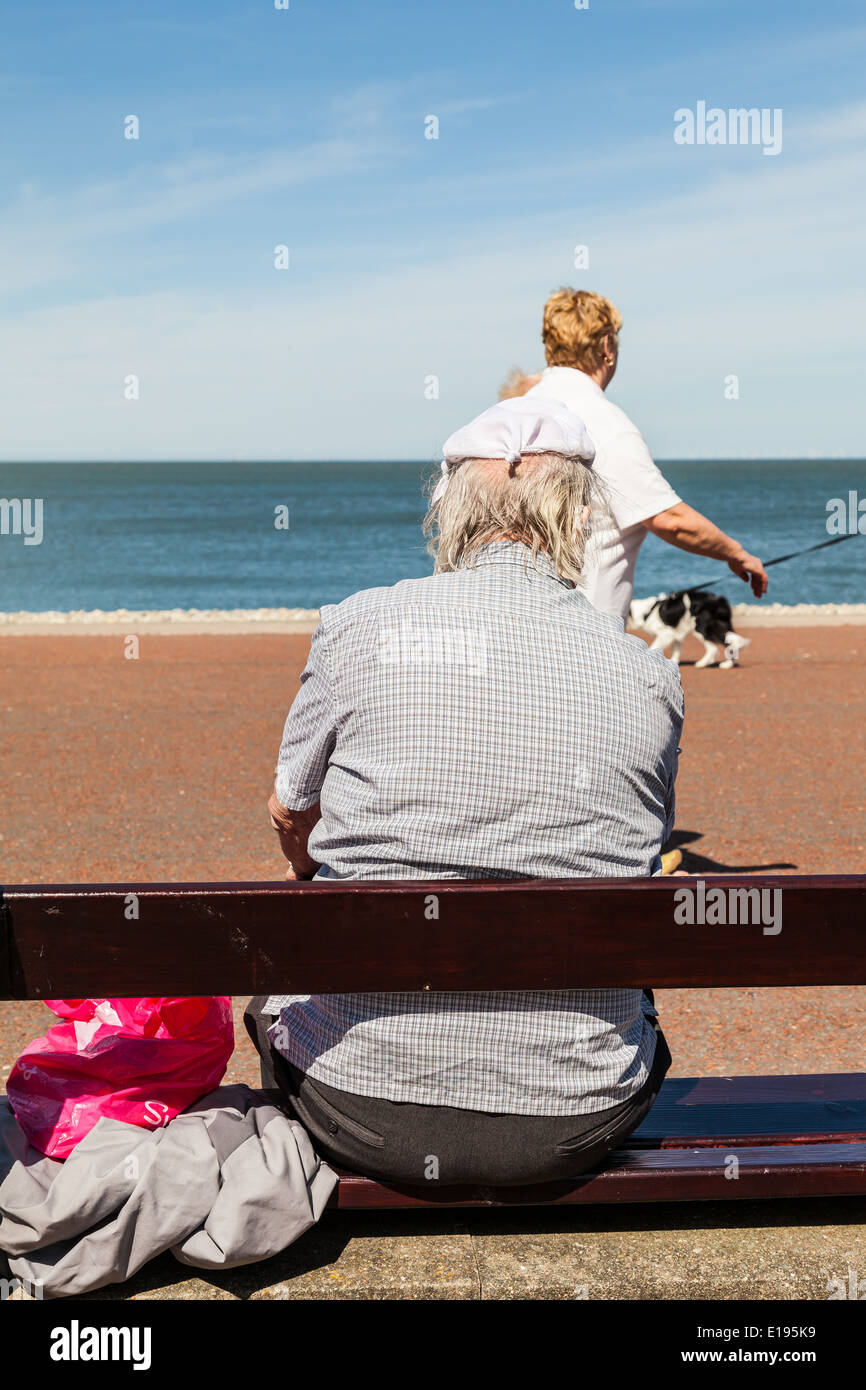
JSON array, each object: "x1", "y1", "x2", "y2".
[{"x1": 245, "y1": 396, "x2": 684, "y2": 1189}]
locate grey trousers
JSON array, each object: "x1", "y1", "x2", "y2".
[{"x1": 244, "y1": 997, "x2": 671, "y2": 1188}]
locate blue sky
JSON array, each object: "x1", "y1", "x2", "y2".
[{"x1": 1, "y1": 0, "x2": 865, "y2": 461}]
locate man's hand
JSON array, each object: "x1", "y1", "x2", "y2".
[
  {"x1": 728, "y1": 551, "x2": 769, "y2": 597},
  {"x1": 268, "y1": 791, "x2": 321, "y2": 879}
]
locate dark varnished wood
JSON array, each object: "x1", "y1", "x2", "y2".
[
  {"x1": 1, "y1": 875, "x2": 864, "y2": 998},
  {"x1": 631, "y1": 1073, "x2": 866, "y2": 1147},
  {"x1": 329, "y1": 1142, "x2": 866, "y2": 1208},
  {"x1": 3, "y1": 878, "x2": 866, "y2": 1207}
]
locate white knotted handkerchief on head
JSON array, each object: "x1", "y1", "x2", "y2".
[{"x1": 431, "y1": 395, "x2": 596, "y2": 503}]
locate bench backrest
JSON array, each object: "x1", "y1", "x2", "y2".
[{"x1": 2, "y1": 876, "x2": 865, "y2": 999}]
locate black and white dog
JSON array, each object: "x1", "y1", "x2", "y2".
[{"x1": 629, "y1": 590, "x2": 749, "y2": 669}]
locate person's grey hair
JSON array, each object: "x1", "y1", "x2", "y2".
[{"x1": 423, "y1": 451, "x2": 599, "y2": 588}]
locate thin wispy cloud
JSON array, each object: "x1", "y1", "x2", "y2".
[
  {"x1": 1, "y1": 0, "x2": 863, "y2": 460},
  {"x1": 0, "y1": 135, "x2": 397, "y2": 295}
]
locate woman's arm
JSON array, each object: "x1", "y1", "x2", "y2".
[{"x1": 644, "y1": 501, "x2": 769, "y2": 597}]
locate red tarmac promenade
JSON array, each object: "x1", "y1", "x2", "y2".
[{"x1": 1, "y1": 623, "x2": 865, "y2": 1092}]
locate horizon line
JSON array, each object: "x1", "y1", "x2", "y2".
[{"x1": 2, "y1": 456, "x2": 866, "y2": 467}]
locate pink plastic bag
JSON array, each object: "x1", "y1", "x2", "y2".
[{"x1": 7, "y1": 996, "x2": 234, "y2": 1159}]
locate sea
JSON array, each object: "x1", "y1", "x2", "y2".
[{"x1": 1, "y1": 459, "x2": 865, "y2": 613}]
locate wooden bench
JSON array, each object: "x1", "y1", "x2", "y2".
[{"x1": 3, "y1": 875, "x2": 866, "y2": 1209}]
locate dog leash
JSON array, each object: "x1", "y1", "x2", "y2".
[{"x1": 673, "y1": 531, "x2": 863, "y2": 596}]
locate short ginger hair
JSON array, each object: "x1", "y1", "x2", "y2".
[
  {"x1": 498, "y1": 368, "x2": 542, "y2": 401},
  {"x1": 542, "y1": 288, "x2": 623, "y2": 372}
]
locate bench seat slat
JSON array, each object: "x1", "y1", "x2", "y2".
[
  {"x1": 631, "y1": 1073, "x2": 866, "y2": 1148},
  {"x1": 328, "y1": 1075, "x2": 866, "y2": 1208},
  {"x1": 330, "y1": 1142, "x2": 866, "y2": 1208}
]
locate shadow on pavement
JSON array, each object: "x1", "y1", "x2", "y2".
[{"x1": 664, "y1": 828, "x2": 797, "y2": 874}]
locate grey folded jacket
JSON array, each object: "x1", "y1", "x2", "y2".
[{"x1": 0, "y1": 1084, "x2": 337, "y2": 1299}]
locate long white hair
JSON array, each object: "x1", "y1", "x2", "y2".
[{"x1": 424, "y1": 451, "x2": 599, "y2": 588}]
